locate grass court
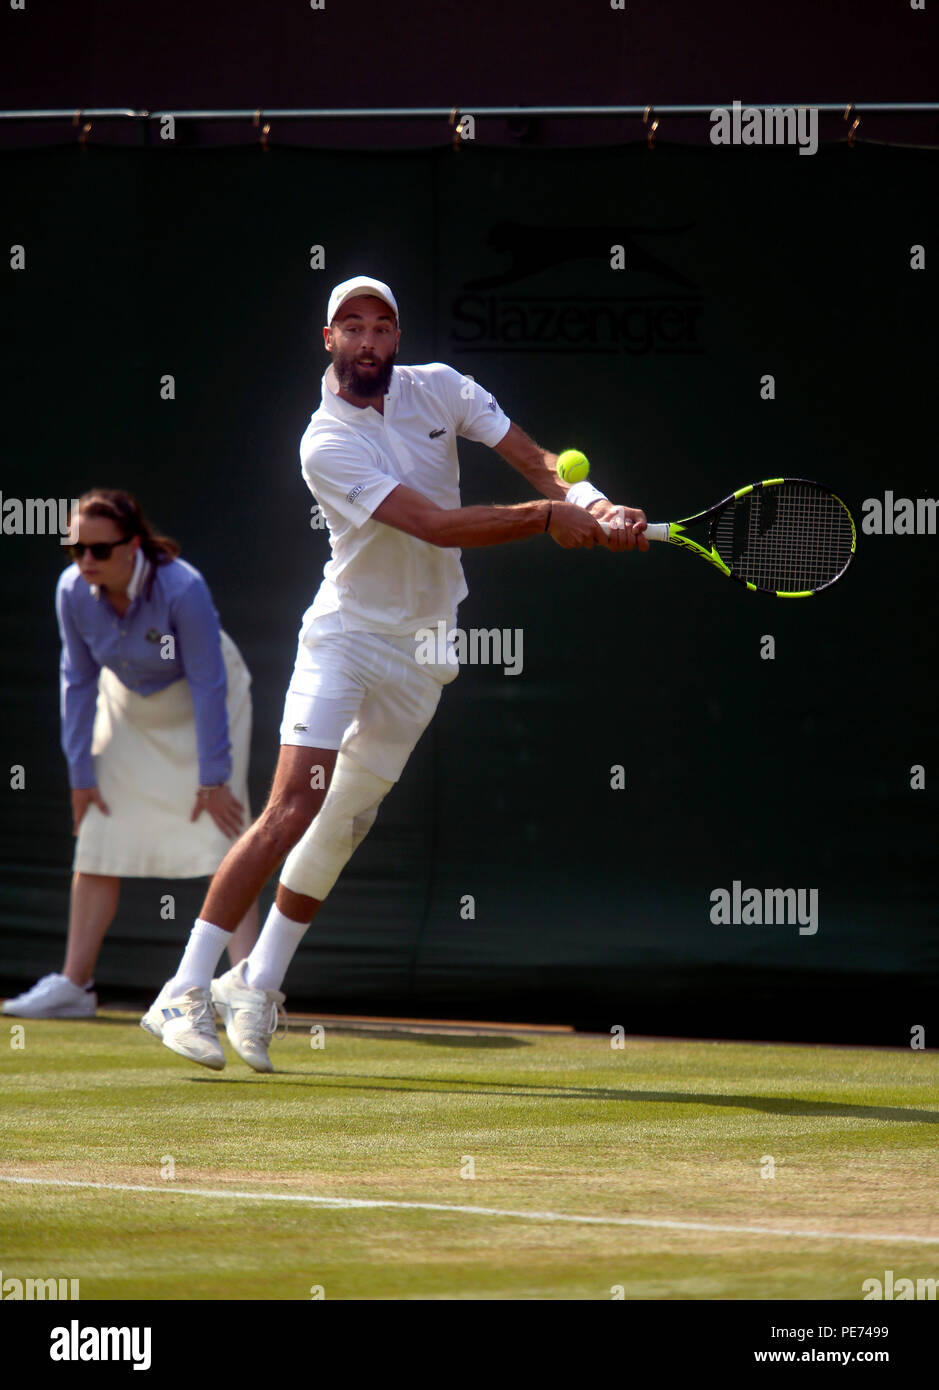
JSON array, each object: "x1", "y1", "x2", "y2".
[{"x1": 1, "y1": 1016, "x2": 936, "y2": 1300}]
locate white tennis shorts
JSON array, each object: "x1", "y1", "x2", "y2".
[{"x1": 279, "y1": 612, "x2": 458, "y2": 782}]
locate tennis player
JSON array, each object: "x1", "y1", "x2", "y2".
[
  {"x1": 2, "y1": 489, "x2": 258, "y2": 1019},
  {"x1": 142, "y1": 276, "x2": 647, "y2": 1071}
]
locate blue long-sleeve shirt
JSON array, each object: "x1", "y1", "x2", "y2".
[{"x1": 56, "y1": 557, "x2": 233, "y2": 789}]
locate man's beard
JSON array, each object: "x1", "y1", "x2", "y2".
[{"x1": 333, "y1": 349, "x2": 396, "y2": 398}]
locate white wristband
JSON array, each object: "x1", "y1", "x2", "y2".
[{"x1": 565, "y1": 480, "x2": 608, "y2": 509}]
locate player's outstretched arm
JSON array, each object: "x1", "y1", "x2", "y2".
[
  {"x1": 372, "y1": 483, "x2": 608, "y2": 550},
  {"x1": 492, "y1": 422, "x2": 648, "y2": 552},
  {"x1": 491, "y1": 422, "x2": 569, "y2": 499}
]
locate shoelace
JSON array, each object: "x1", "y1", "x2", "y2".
[
  {"x1": 182, "y1": 992, "x2": 218, "y2": 1034},
  {"x1": 240, "y1": 998, "x2": 289, "y2": 1044}
]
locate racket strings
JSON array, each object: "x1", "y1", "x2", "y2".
[{"x1": 713, "y1": 485, "x2": 854, "y2": 592}]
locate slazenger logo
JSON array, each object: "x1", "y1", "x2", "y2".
[
  {"x1": 346, "y1": 484, "x2": 365, "y2": 504},
  {"x1": 450, "y1": 220, "x2": 702, "y2": 356}
]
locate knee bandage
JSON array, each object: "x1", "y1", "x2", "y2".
[{"x1": 280, "y1": 752, "x2": 392, "y2": 902}]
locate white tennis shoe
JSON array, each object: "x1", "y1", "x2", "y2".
[
  {"x1": 2, "y1": 973, "x2": 97, "y2": 1019},
  {"x1": 140, "y1": 983, "x2": 225, "y2": 1070},
  {"x1": 211, "y1": 961, "x2": 286, "y2": 1073}
]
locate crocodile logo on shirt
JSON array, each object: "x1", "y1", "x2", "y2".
[{"x1": 429, "y1": 427, "x2": 447, "y2": 439}]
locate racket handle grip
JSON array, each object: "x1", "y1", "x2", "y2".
[{"x1": 598, "y1": 520, "x2": 669, "y2": 542}]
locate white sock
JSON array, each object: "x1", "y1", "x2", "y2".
[
  {"x1": 168, "y1": 919, "x2": 231, "y2": 994},
  {"x1": 244, "y1": 905, "x2": 309, "y2": 993}
]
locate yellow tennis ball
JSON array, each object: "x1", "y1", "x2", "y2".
[{"x1": 556, "y1": 449, "x2": 590, "y2": 484}]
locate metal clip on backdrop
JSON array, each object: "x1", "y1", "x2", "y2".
[
  {"x1": 254, "y1": 108, "x2": 271, "y2": 150},
  {"x1": 72, "y1": 109, "x2": 92, "y2": 146}
]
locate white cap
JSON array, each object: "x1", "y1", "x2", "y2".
[{"x1": 326, "y1": 276, "x2": 399, "y2": 326}]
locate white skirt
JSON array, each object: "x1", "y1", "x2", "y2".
[{"x1": 73, "y1": 631, "x2": 252, "y2": 878}]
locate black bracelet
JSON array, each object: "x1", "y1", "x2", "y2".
[{"x1": 544, "y1": 502, "x2": 553, "y2": 532}]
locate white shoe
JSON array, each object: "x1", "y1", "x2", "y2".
[
  {"x1": 140, "y1": 983, "x2": 225, "y2": 1070},
  {"x1": 2, "y1": 973, "x2": 97, "y2": 1019},
  {"x1": 211, "y1": 961, "x2": 286, "y2": 1073}
]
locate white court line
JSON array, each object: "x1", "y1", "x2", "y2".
[{"x1": 1, "y1": 1175, "x2": 937, "y2": 1244}]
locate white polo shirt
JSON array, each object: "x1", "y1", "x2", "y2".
[{"x1": 299, "y1": 362, "x2": 511, "y2": 636}]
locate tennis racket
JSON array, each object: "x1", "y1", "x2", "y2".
[{"x1": 599, "y1": 477, "x2": 856, "y2": 596}]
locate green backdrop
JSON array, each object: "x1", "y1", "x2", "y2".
[{"x1": 1, "y1": 143, "x2": 935, "y2": 1041}]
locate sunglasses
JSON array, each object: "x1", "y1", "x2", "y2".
[{"x1": 68, "y1": 536, "x2": 133, "y2": 561}]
